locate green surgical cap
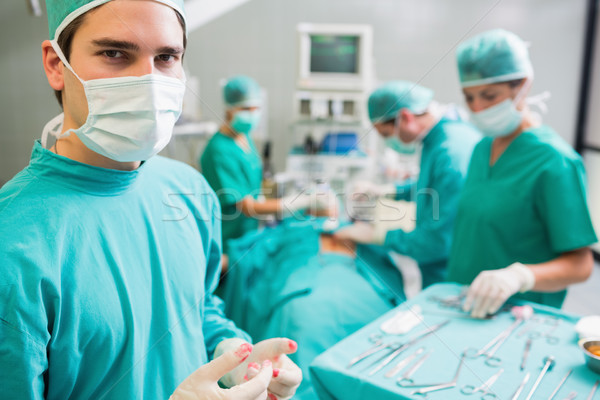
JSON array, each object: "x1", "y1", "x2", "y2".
[
  {"x1": 368, "y1": 81, "x2": 434, "y2": 123},
  {"x1": 223, "y1": 75, "x2": 262, "y2": 108},
  {"x1": 46, "y1": 0, "x2": 186, "y2": 41},
  {"x1": 456, "y1": 29, "x2": 533, "y2": 88}
]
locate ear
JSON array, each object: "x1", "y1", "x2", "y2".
[{"x1": 42, "y1": 40, "x2": 64, "y2": 91}]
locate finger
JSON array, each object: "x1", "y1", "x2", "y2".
[
  {"x1": 463, "y1": 276, "x2": 484, "y2": 312},
  {"x1": 267, "y1": 356, "x2": 302, "y2": 398},
  {"x1": 200, "y1": 343, "x2": 253, "y2": 383},
  {"x1": 244, "y1": 362, "x2": 260, "y2": 382},
  {"x1": 474, "y1": 282, "x2": 497, "y2": 318},
  {"x1": 227, "y1": 360, "x2": 273, "y2": 399},
  {"x1": 255, "y1": 338, "x2": 298, "y2": 361},
  {"x1": 470, "y1": 278, "x2": 492, "y2": 318},
  {"x1": 488, "y1": 292, "x2": 508, "y2": 316}
]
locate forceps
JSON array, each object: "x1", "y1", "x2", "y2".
[
  {"x1": 395, "y1": 351, "x2": 432, "y2": 386},
  {"x1": 465, "y1": 315, "x2": 525, "y2": 367},
  {"x1": 461, "y1": 369, "x2": 503, "y2": 400},
  {"x1": 346, "y1": 333, "x2": 400, "y2": 368}
]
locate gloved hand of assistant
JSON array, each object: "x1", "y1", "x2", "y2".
[
  {"x1": 215, "y1": 337, "x2": 302, "y2": 400},
  {"x1": 281, "y1": 189, "x2": 338, "y2": 218},
  {"x1": 333, "y1": 221, "x2": 386, "y2": 245},
  {"x1": 463, "y1": 262, "x2": 536, "y2": 319},
  {"x1": 169, "y1": 342, "x2": 272, "y2": 400}
]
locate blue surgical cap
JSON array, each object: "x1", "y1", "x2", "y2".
[
  {"x1": 223, "y1": 75, "x2": 262, "y2": 108},
  {"x1": 46, "y1": 0, "x2": 186, "y2": 41},
  {"x1": 456, "y1": 29, "x2": 533, "y2": 88},
  {"x1": 368, "y1": 81, "x2": 434, "y2": 123}
]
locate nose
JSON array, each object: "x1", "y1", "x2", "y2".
[
  {"x1": 132, "y1": 58, "x2": 156, "y2": 76},
  {"x1": 469, "y1": 97, "x2": 486, "y2": 113}
]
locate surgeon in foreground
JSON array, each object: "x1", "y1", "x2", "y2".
[
  {"x1": 335, "y1": 81, "x2": 481, "y2": 288},
  {"x1": 0, "y1": 1, "x2": 301, "y2": 399},
  {"x1": 449, "y1": 29, "x2": 597, "y2": 318}
]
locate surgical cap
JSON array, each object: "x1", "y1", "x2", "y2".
[
  {"x1": 45, "y1": 0, "x2": 186, "y2": 41},
  {"x1": 223, "y1": 76, "x2": 262, "y2": 108},
  {"x1": 368, "y1": 81, "x2": 434, "y2": 123},
  {"x1": 456, "y1": 29, "x2": 533, "y2": 88}
]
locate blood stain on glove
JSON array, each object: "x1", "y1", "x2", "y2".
[
  {"x1": 268, "y1": 394, "x2": 277, "y2": 400},
  {"x1": 272, "y1": 368, "x2": 280, "y2": 378},
  {"x1": 288, "y1": 340, "x2": 298, "y2": 352},
  {"x1": 235, "y1": 343, "x2": 253, "y2": 361}
]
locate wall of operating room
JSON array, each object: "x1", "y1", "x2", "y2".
[{"x1": 0, "y1": 0, "x2": 594, "y2": 191}]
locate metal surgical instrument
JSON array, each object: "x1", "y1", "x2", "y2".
[
  {"x1": 524, "y1": 356, "x2": 556, "y2": 400},
  {"x1": 395, "y1": 351, "x2": 432, "y2": 386},
  {"x1": 521, "y1": 338, "x2": 532, "y2": 371},
  {"x1": 384, "y1": 347, "x2": 425, "y2": 378},
  {"x1": 548, "y1": 369, "x2": 573, "y2": 400},
  {"x1": 461, "y1": 368, "x2": 503, "y2": 399},
  {"x1": 406, "y1": 352, "x2": 467, "y2": 396},
  {"x1": 465, "y1": 316, "x2": 525, "y2": 367},
  {"x1": 511, "y1": 372, "x2": 530, "y2": 400},
  {"x1": 367, "y1": 320, "x2": 450, "y2": 376},
  {"x1": 588, "y1": 381, "x2": 599, "y2": 400},
  {"x1": 346, "y1": 333, "x2": 400, "y2": 368}
]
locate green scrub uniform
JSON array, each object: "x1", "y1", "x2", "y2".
[
  {"x1": 384, "y1": 118, "x2": 482, "y2": 287},
  {"x1": 200, "y1": 132, "x2": 263, "y2": 253},
  {"x1": 0, "y1": 141, "x2": 249, "y2": 399},
  {"x1": 447, "y1": 125, "x2": 597, "y2": 307}
]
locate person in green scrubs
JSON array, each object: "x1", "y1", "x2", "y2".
[
  {"x1": 201, "y1": 76, "x2": 334, "y2": 256},
  {"x1": 448, "y1": 29, "x2": 597, "y2": 318},
  {"x1": 0, "y1": 1, "x2": 302, "y2": 398},
  {"x1": 334, "y1": 81, "x2": 481, "y2": 288}
]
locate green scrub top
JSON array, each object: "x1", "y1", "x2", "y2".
[
  {"x1": 447, "y1": 125, "x2": 597, "y2": 308},
  {"x1": 0, "y1": 141, "x2": 250, "y2": 399},
  {"x1": 200, "y1": 131, "x2": 263, "y2": 253},
  {"x1": 384, "y1": 118, "x2": 482, "y2": 288}
]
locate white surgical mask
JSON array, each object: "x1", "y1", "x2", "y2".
[
  {"x1": 469, "y1": 98, "x2": 523, "y2": 138},
  {"x1": 45, "y1": 41, "x2": 186, "y2": 162},
  {"x1": 469, "y1": 79, "x2": 531, "y2": 138},
  {"x1": 385, "y1": 136, "x2": 418, "y2": 155}
]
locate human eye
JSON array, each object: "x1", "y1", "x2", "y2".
[
  {"x1": 481, "y1": 91, "x2": 498, "y2": 101},
  {"x1": 103, "y1": 49, "x2": 125, "y2": 59}
]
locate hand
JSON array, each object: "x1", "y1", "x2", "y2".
[
  {"x1": 310, "y1": 188, "x2": 339, "y2": 218},
  {"x1": 170, "y1": 343, "x2": 272, "y2": 400},
  {"x1": 333, "y1": 221, "x2": 386, "y2": 245},
  {"x1": 463, "y1": 263, "x2": 536, "y2": 318},
  {"x1": 216, "y1": 338, "x2": 302, "y2": 400}
]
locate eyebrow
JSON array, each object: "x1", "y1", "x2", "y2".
[{"x1": 91, "y1": 39, "x2": 184, "y2": 55}]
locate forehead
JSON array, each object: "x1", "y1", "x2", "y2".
[
  {"x1": 75, "y1": 0, "x2": 184, "y2": 46},
  {"x1": 462, "y1": 82, "x2": 510, "y2": 95}
]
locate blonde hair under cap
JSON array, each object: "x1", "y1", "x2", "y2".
[{"x1": 46, "y1": 0, "x2": 187, "y2": 41}]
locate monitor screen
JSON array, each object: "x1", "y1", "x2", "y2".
[{"x1": 309, "y1": 35, "x2": 359, "y2": 74}]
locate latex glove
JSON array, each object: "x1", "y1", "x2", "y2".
[
  {"x1": 463, "y1": 262, "x2": 536, "y2": 319},
  {"x1": 281, "y1": 191, "x2": 338, "y2": 218},
  {"x1": 170, "y1": 343, "x2": 272, "y2": 400},
  {"x1": 310, "y1": 188, "x2": 339, "y2": 217},
  {"x1": 216, "y1": 338, "x2": 302, "y2": 400},
  {"x1": 333, "y1": 221, "x2": 386, "y2": 245},
  {"x1": 351, "y1": 181, "x2": 396, "y2": 199}
]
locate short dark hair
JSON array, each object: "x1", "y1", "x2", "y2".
[{"x1": 53, "y1": 8, "x2": 187, "y2": 107}]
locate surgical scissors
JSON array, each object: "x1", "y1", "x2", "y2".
[
  {"x1": 465, "y1": 308, "x2": 530, "y2": 367},
  {"x1": 461, "y1": 369, "x2": 503, "y2": 400},
  {"x1": 408, "y1": 352, "x2": 467, "y2": 396}
]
